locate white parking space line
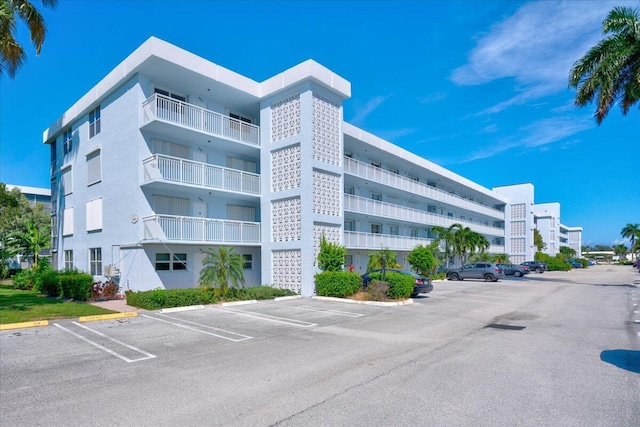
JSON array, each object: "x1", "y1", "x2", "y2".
[
  {"x1": 284, "y1": 305, "x2": 364, "y2": 318},
  {"x1": 210, "y1": 307, "x2": 317, "y2": 328},
  {"x1": 142, "y1": 314, "x2": 252, "y2": 342},
  {"x1": 53, "y1": 323, "x2": 156, "y2": 363}
]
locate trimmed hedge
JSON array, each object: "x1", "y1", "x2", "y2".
[
  {"x1": 38, "y1": 269, "x2": 62, "y2": 297},
  {"x1": 125, "y1": 286, "x2": 298, "y2": 310},
  {"x1": 315, "y1": 271, "x2": 361, "y2": 298},
  {"x1": 385, "y1": 272, "x2": 415, "y2": 299},
  {"x1": 59, "y1": 272, "x2": 93, "y2": 300}
]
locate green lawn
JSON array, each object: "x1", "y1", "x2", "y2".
[{"x1": 0, "y1": 282, "x2": 116, "y2": 324}]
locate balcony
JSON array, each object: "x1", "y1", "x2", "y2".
[
  {"x1": 143, "y1": 214, "x2": 261, "y2": 244},
  {"x1": 344, "y1": 194, "x2": 504, "y2": 236},
  {"x1": 142, "y1": 94, "x2": 260, "y2": 146},
  {"x1": 142, "y1": 154, "x2": 260, "y2": 195},
  {"x1": 344, "y1": 157, "x2": 504, "y2": 219},
  {"x1": 344, "y1": 231, "x2": 433, "y2": 251}
]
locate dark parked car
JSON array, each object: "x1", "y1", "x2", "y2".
[
  {"x1": 521, "y1": 261, "x2": 547, "y2": 273},
  {"x1": 566, "y1": 259, "x2": 583, "y2": 268},
  {"x1": 447, "y1": 262, "x2": 504, "y2": 282},
  {"x1": 496, "y1": 263, "x2": 530, "y2": 277},
  {"x1": 361, "y1": 269, "x2": 433, "y2": 297}
]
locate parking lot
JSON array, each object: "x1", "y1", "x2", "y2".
[{"x1": 2, "y1": 266, "x2": 639, "y2": 426}]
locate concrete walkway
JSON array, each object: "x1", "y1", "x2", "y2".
[{"x1": 89, "y1": 298, "x2": 139, "y2": 313}]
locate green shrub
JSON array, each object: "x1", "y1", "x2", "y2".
[
  {"x1": 59, "y1": 271, "x2": 93, "y2": 300},
  {"x1": 430, "y1": 272, "x2": 447, "y2": 281},
  {"x1": 576, "y1": 258, "x2": 589, "y2": 268},
  {"x1": 37, "y1": 268, "x2": 62, "y2": 297},
  {"x1": 12, "y1": 269, "x2": 37, "y2": 290},
  {"x1": 244, "y1": 286, "x2": 297, "y2": 300},
  {"x1": 385, "y1": 272, "x2": 415, "y2": 299},
  {"x1": 126, "y1": 288, "x2": 217, "y2": 310},
  {"x1": 317, "y1": 236, "x2": 347, "y2": 272},
  {"x1": 315, "y1": 271, "x2": 361, "y2": 298}
]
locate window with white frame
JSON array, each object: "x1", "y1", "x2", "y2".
[
  {"x1": 61, "y1": 167, "x2": 72, "y2": 195},
  {"x1": 389, "y1": 225, "x2": 399, "y2": 235},
  {"x1": 371, "y1": 192, "x2": 382, "y2": 201},
  {"x1": 89, "y1": 247, "x2": 102, "y2": 275},
  {"x1": 243, "y1": 254, "x2": 253, "y2": 269},
  {"x1": 63, "y1": 128, "x2": 73, "y2": 155},
  {"x1": 370, "y1": 161, "x2": 381, "y2": 168},
  {"x1": 154, "y1": 86, "x2": 186, "y2": 102},
  {"x1": 226, "y1": 156, "x2": 257, "y2": 173},
  {"x1": 86, "y1": 149, "x2": 101, "y2": 185},
  {"x1": 229, "y1": 111, "x2": 253, "y2": 124},
  {"x1": 86, "y1": 198, "x2": 102, "y2": 231},
  {"x1": 64, "y1": 250, "x2": 73, "y2": 270},
  {"x1": 344, "y1": 186, "x2": 354, "y2": 195},
  {"x1": 371, "y1": 223, "x2": 381, "y2": 234},
  {"x1": 89, "y1": 106, "x2": 101, "y2": 138},
  {"x1": 410, "y1": 227, "x2": 418, "y2": 238},
  {"x1": 152, "y1": 195, "x2": 189, "y2": 216},
  {"x1": 62, "y1": 207, "x2": 74, "y2": 236},
  {"x1": 155, "y1": 253, "x2": 187, "y2": 271},
  {"x1": 344, "y1": 220, "x2": 354, "y2": 232},
  {"x1": 227, "y1": 205, "x2": 255, "y2": 221}
]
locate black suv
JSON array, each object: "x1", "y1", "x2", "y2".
[{"x1": 521, "y1": 261, "x2": 547, "y2": 273}]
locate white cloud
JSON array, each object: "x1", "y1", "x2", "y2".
[
  {"x1": 419, "y1": 92, "x2": 448, "y2": 104},
  {"x1": 350, "y1": 94, "x2": 392, "y2": 126},
  {"x1": 451, "y1": 1, "x2": 621, "y2": 113}
]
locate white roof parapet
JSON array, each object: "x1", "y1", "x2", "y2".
[
  {"x1": 5, "y1": 184, "x2": 51, "y2": 196},
  {"x1": 343, "y1": 122, "x2": 508, "y2": 204},
  {"x1": 260, "y1": 59, "x2": 351, "y2": 99},
  {"x1": 43, "y1": 37, "x2": 350, "y2": 144}
]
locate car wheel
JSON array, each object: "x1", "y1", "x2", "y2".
[
  {"x1": 514, "y1": 271, "x2": 522, "y2": 277},
  {"x1": 536, "y1": 267, "x2": 543, "y2": 273},
  {"x1": 411, "y1": 293, "x2": 419, "y2": 298},
  {"x1": 449, "y1": 273, "x2": 460, "y2": 281},
  {"x1": 484, "y1": 273, "x2": 494, "y2": 282}
]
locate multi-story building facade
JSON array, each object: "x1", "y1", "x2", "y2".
[{"x1": 43, "y1": 37, "x2": 576, "y2": 297}]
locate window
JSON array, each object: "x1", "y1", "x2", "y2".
[
  {"x1": 89, "y1": 248, "x2": 102, "y2": 275},
  {"x1": 61, "y1": 167, "x2": 72, "y2": 196},
  {"x1": 388, "y1": 168, "x2": 399, "y2": 175},
  {"x1": 344, "y1": 220, "x2": 354, "y2": 232},
  {"x1": 153, "y1": 195, "x2": 189, "y2": 216},
  {"x1": 229, "y1": 112, "x2": 253, "y2": 124},
  {"x1": 410, "y1": 227, "x2": 418, "y2": 238},
  {"x1": 243, "y1": 254, "x2": 253, "y2": 269},
  {"x1": 89, "y1": 106, "x2": 101, "y2": 138},
  {"x1": 154, "y1": 87, "x2": 186, "y2": 102},
  {"x1": 409, "y1": 175, "x2": 419, "y2": 182},
  {"x1": 64, "y1": 250, "x2": 73, "y2": 270},
  {"x1": 447, "y1": 212, "x2": 453, "y2": 218},
  {"x1": 370, "y1": 161, "x2": 381, "y2": 168},
  {"x1": 86, "y1": 149, "x2": 101, "y2": 185},
  {"x1": 62, "y1": 207, "x2": 74, "y2": 236},
  {"x1": 389, "y1": 225, "x2": 399, "y2": 235},
  {"x1": 371, "y1": 192, "x2": 382, "y2": 201},
  {"x1": 344, "y1": 186, "x2": 354, "y2": 195},
  {"x1": 226, "y1": 156, "x2": 257, "y2": 173},
  {"x1": 63, "y1": 128, "x2": 73, "y2": 155},
  {"x1": 345, "y1": 254, "x2": 353, "y2": 268},
  {"x1": 228, "y1": 205, "x2": 255, "y2": 221},
  {"x1": 152, "y1": 139, "x2": 190, "y2": 158},
  {"x1": 86, "y1": 198, "x2": 102, "y2": 231},
  {"x1": 371, "y1": 223, "x2": 381, "y2": 234},
  {"x1": 155, "y1": 253, "x2": 187, "y2": 271}
]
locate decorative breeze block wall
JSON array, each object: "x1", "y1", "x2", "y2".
[
  {"x1": 271, "y1": 95, "x2": 301, "y2": 142},
  {"x1": 271, "y1": 197, "x2": 301, "y2": 241},
  {"x1": 271, "y1": 144, "x2": 301, "y2": 192},
  {"x1": 312, "y1": 170, "x2": 341, "y2": 216},
  {"x1": 313, "y1": 223, "x2": 341, "y2": 266},
  {"x1": 271, "y1": 250, "x2": 302, "y2": 293},
  {"x1": 312, "y1": 93, "x2": 341, "y2": 166}
]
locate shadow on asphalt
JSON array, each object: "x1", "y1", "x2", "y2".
[{"x1": 600, "y1": 349, "x2": 640, "y2": 374}]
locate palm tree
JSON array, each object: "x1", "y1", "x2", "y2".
[
  {"x1": 367, "y1": 248, "x2": 397, "y2": 280},
  {"x1": 621, "y1": 223, "x2": 640, "y2": 260},
  {"x1": 431, "y1": 224, "x2": 457, "y2": 268},
  {"x1": 613, "y1": 244, "x2": 628, "y2": 261},
  {"x1": 1, "y1": 0, "x2": 58, "y2": 78},
  {"x1": 13, "y1": 220, "x2": 49, "y2": 269},
  {"x1": 568, "y1": 6, "x2": 640, "y2": 124},
  {"x1": 198, "y1": 246, "x2": 245, "y2": 293}
]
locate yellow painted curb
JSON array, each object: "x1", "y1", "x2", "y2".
[
  {"x1": 0, "y1": 320, "x2": 49, "y2": 331},
  {"x1": 78, "y1": 312, "x2": 138, "y2": 323}
]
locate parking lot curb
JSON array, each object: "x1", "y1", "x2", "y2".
[
  {"x1": 158, "y1": 305, "x2": 205, "y2": 314},
  {"x1": 312, "y1": 296, "x2": 414, "y2": 306},
  {"x1": 78, "y1": 312, "x2": 138, "y2": 323},
  {"x1": 221, "y1": 300, "x2": 258, "y2": 307},
  {"x1": 274, "y1": 296, "x2": 303, "y2": 302},
  {"x1": 0, "y1": 320, "x2": 49, "y2": 331}
]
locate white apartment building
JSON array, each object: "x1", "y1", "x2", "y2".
[{"x1": 43, "y1": 37, "x2": 576, "y2": 296}]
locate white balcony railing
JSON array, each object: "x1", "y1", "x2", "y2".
[
  {"x1": 344, "y1": 157, "x2": 504, "y2": 219},
  {"x1": 143, "y1": 154, "x2": 260, "y2": 195},
  {"x1": 344, "y1": 231, "x2": 434, "y2": 251},
  {"x1": 344, "y1": 194, "x2": 504, "y2": 236},
  {"x1": 143, "y1": 214, "x2": 260, "y2": 244},
  {"x1": 142, "y1": 94, "x2": 260, "y2": 146}
]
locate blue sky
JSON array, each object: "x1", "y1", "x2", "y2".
[{"x1": 1, "y1": 0, "x2": 638, "y2": 246}]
